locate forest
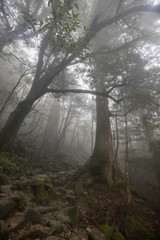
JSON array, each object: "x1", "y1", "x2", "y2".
[{"x1": 0, "y1": 0, "x2": 160, "y2": 239}]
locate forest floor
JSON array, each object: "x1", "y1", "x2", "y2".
[{"x1": 0, "y1": 152, "x2": 160, "y2": 240}]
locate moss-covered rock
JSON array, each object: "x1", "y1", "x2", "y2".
[
  {"x1": 0, "y1": 194, "x2": 26, "y2": 219},
  {"x1": 25, "y1": 208, "x2": 42, "y2": 224},
  {"x1": 100, "y1": 225, "x2": 125, "y2": 240},
  {"x1": 13, "y1": 195, "x2": 26, "y2": 211},
  {"x1": 124, "y1": 216, "x2": 151, "y2": 240},
  {"x1": 0, "y1": 198, "x2": 17, "y2": 219},
  {"x1": 0, "y1": 173, "x2": 9, "y2": 185},
  {"x1": 0, "y1": 152, "x2": 21, "y2": 176},
  {"x1": 33, "y1": 178, "x2": 54, "y2": 205}
]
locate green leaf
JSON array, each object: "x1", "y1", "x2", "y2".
[
  {"x1": 48, "y1": 0, "x2": 52, "y2": 7},
  {"x1": 74, "y1": 3, "x2": 79, "y2": 10}
]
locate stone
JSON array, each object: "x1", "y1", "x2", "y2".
[
  {"x1": 0, "y1": 193, "x2": 9, "y2": 198},
  {"x1": 0, "y1": 185, "x2": 13, "y2": 195},
  {"x1": 56, "y1": 212, "x2": 69, "y2": 222},
  {"x1": 7, "y1": 212, "x2": 25, "y2": 230},
  {"x1": 0, "y1": 220, "x2": 7, "y2": 234},
  {"x1": 46, "y1": 236, "x2": 59, "y2": 240},
  {"x1": 0, "y1": 220, "x2": 8, "y2": 240},
  {"x1": 48, "y1": 220, "x2": 63, "y2": 233},
  {"x1": 0, "y1": 198, "x2": 17, "y2": 219},
  {"x1": 88, "y1": 228, "x2": 108, "y2": 240},
  {"x1": 0, "y1": 174, "x2": 9, "y2": 185},
  {"x1": 25, "y1": 208, "x2": 42, "y2": 224},
  {"x1": 26, "y1": 227, "x2": 48, "y2": 239}
]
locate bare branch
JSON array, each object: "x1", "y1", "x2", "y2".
[{"x1": 0, "y1": 66, "x2": 36, "y2": 115}]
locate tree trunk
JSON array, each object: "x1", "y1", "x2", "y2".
[
  {"x1": 88, "y1": 96, "x2": 121, "y2": 183},
  {"x1": 0, "y1": 92, "x2": 37, "y2": 151}
]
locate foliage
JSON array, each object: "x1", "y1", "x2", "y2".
[
  {"x1": 37, "y1": 0, "x2": 92, "y2": 60},
  {"x1": 33, "y1": 178, "x2": 54, "y2": 205},
  {"x1": 100, "y1": 225, "x2": 125, "y2": 240},
  {"x1": 68, "y1": 205, "x2": 79, "y2": 223},
  {"x1": 124, "y1": 216, "x2": 151, "y2": 240},
  {"x1": 0, "y1": 152, "x2": 20, "y2": 175}
]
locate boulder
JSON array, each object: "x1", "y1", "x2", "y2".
[
  {"x1": 46, "y1": 236, "x2": 59, "y2": 240},
  {"x1": 0, "y1": 174, "x2": 9, "y2": 186},
  {"x1": 7, "y1": 212, "x2": 25, "y2": 230},
  {"x1": 87, "y1": 228, "x2": 108, "y2": 240},
  {"x1": 25, "y1": 208, "x2": 42, "y2": 224},
  {"x1": 0, "y1": 220, "x2": 8, "y2": 240},
  {"x1": 0, "y1": 198, "x2": 17, "y2": 219}
]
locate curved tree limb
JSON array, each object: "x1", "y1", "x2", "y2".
[{"x1": 45, "y1": 88, "x2": 123, "y2": 103}]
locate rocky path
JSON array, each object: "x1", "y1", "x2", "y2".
[{"x1": 0, "y1": 171, "x2": 107, "y2": 240}]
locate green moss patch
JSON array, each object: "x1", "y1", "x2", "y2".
[
  {"x1": 25, "y1": 208, "x2": 42, "y2": 224},
  {"x1": 124, "y1": 216, "x2": 151, "y2": 240},
  {"x1": 68, "y1": 206, "x2": 79, "y2": 223},
  {"x1": 100, "y1": 225, "x2": 125, "y2": 240},
  {"x1": 33, "y1": 178, "x2": 54, "y2": 205}
]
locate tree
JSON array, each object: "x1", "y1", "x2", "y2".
[{"x1": 0, "y1": 0, "x2": 160, "y2": 151}]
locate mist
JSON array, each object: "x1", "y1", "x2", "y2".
[{"x1": 0, "y1": 1, "x2": 160, "y2": 239}]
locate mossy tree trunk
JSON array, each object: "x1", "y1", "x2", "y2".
[{"x1": 88, "y1": 96, "x2": 121, "y2": 183}]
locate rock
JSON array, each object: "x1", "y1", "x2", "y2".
[
  {"x1": 7, "y1": 212, "x2": 25, "y2": 230},
  {"x1": 0, "y1": 174, "x2": 9, "y2": 185},
  {"x1": 88, "y1": 228, "x2": 108, "y2": 240},
  {"x1": 38, "y1": 205, "x2": 58, "y2": 214},
  {"x1": 12, "y1": 195, "x2": 26, "y2": 211},
  {"x1": 48, "y1": 220, "x2": 64, "y2": 233},
  {"x1": 0, "y1": 220, "x2": 8, "y2": 240},
  {"x1": 56, "y1": 212, "x2": 69, "y2": 222},
  {"x1": 26, "y1": 227, "x2": 48, "y2": 239},
  {"x1": 25, "y1": 208, "x2": 42, "y2": 224},
  {"x1": 0, "y1": 185, "x2": 13, "y2": 195},
  {"x1": 46, "y1": 236, "x2": 59, "y2": 240},
  {"x1": 0, "y1": 220, "x2": 7, "y2": 233},
  {"x1": 0, "y1": 198, "x2": 17, "y2": 219},
  {"x1": 0, "y1": 193, "x2": 9, "y2": 198},
  {"x1": 86, "y1": 227, "x2": 92, "y2": 233}
]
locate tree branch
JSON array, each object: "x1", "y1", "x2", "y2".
[
  {"x1": 45, "y1": 88, "x2": 123, "y2": 103},
  {"x1": 93, "y1": 4, "x2": 160, "y2": 34},
  {"x1": 94, "y1": 36, "x2": 143, "y2": 55}
]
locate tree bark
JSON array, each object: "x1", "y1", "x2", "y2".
[
  {"x1": 0, "y1": 90, "x2": 39, "y2": 151},
  {"x1": 88, "y1": 96, "x2": 121, "y2": 183}
]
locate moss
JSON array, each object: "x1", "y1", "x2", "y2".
[
  {"x1": 0, "y1": 173, "x2": 9, "y2": 185},
  {"x1": 66, "y1": 196, "x2": 76, "y2": 205},
  {"x1": 25, "y1": 208, "x2": 41, "y2": 224},
  {"x1": 100, "y1": 225, "x2": 125, "y2": 240},
  {"x1": 124, "y1": 216, "x2": 151, "y2": 240},
  {"x1": 0, "y1": 152, "x2": 21, "y2": 176},
  {"x1": 13, "y1": 195, "x2": 26, "y2": 211},
  {"x1": 33, "y1": 178, "x2": 54, "y2": 205},
  {"x1": 68, "y1": 206, "x2": 79, "y2": 223},
  {"x1": 0, "y1": 199, "x2": 17, "y2": 219}
]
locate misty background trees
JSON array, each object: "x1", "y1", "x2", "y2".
[{"x1": 0, "y1": 0, "x2": 160, "y2": 199}]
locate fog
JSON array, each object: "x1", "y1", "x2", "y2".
[{"x1": 0, "y1": 0, "x2": 160, "y2": 201}]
